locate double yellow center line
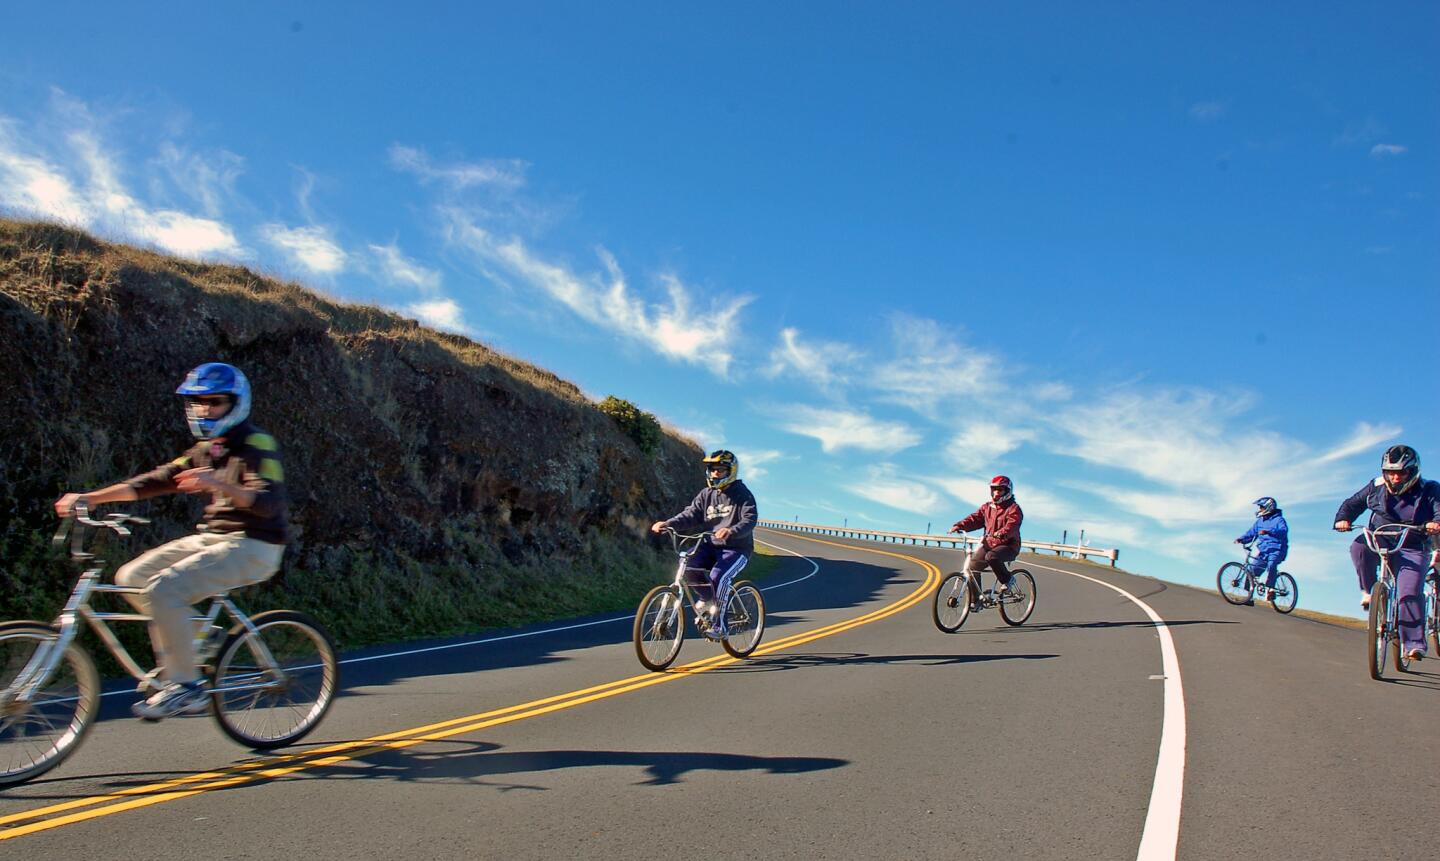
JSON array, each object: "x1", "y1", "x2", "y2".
[{"x1": 1, "y1": 533, "x2": 939, "y2": 840}]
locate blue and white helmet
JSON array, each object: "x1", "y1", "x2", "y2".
[
  {"x1": 176, "y1": 362, "x2": 251, "y2": 439},
  {"x1": 1253, "y1": 496, "x2": 1277, "y2": 517}
]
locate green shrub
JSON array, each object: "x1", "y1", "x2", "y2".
[{"x1": 598, "y1": 395, "x2": 663, "y2": 455}]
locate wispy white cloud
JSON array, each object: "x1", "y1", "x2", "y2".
[
  {"x1": 1369, "y1": 144, "x2": 1407, "y2": 158},
  {"x1": 868, "y1": 315, "x2": 1002, "y2": 415},
  {"x1": 260, "y1": 223, "x2": 346, "y2": 275},
  {"x1": 370, "y1": 242, "x2": 441, "y2": 292},
  {"x1": 1189, "y1": 101, "x2": 1227, "y2": 121},
  {"x1": 406, "y1": 298, "x2": 467, "y2": 334},
  {"x1": 848, "y1": 464, "x2": 945, "y2": 516},
  {"x1": 0, "y1": 108, "x2": 243, "y2": 258},
  {"x1": 945, "y1": 421, "x2": 1034, "y2": 471},
  {"x1": 733, "y1": 448, "x2": 785, "y2": 480},
  {"x1": 390, "y1": 144, "x2": 527, "y2": 192},
  {"x1": 150, "y1": 143, "x2": 245, "y2": 219},
  {"x1": 1047, "y1": 389, "x2": 1397, "y2": 526},
  {"x1": 1334, "y1": 117, "x2": 1386, "y2": 147},
  {"x1": 773, "y1": 404, "x2": 921, "y2": 454},
  {"x1": 444, "y1": 212, "x2": 749, "y2": 375},
  {"x1": 767, "y1": 327, "x2": 863, "y2": 388}
]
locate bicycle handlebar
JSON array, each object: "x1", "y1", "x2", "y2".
[
  {"x1": 659, "y1": 526, "x2": 712, "y2": 554},
  {"x1": 52, "y1": 501, "x2": 150, "y2": 548},
  {"x1": 1352, "y1": 522, "x2": 1422, "y2": 555}
]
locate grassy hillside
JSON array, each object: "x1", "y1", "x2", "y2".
[{"x1": 0, "y1": 218, "x2": 708, "y2": 656}]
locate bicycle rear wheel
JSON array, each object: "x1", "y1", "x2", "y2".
[
  {"x1": 634, "y1": 585, "x2": 685, "y2": 671},
  {"x1": 1217, "y1": 562, "x2": 1254, "y2": 605},
  {"x1": 1270, "y1": 573, "x2": 1298, "y2": 615},
  {"x1": 721, "y1": 582, "x2": 765, "y2": 659},
  {"x1": 0, "y1": 622, "x2": 99, "y2": 786},
  {"x1": 999, "y1": 570, "x2": 1037, "y2": 626},
  {"x1": 1367, "y1": 582, "x2": 1389, "y2": 680},
  {"x1": 212, "y1": 610, "x2": 338, "y2": 749}
]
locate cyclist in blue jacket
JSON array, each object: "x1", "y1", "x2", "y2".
[
  {"x1": 1334, "y1": 445, "x2": 1440, "y2": 661},
  {"x1": 1235, "y1": 496, "x2": 1289, "y2": 604}
]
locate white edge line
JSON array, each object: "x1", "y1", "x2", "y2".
[
  {"x1": 1027, "y1": 560, "x2": 1184, "y2": 861},
  {"x1": 98, "y1": 538, "x2": 819, "y2": 699}
]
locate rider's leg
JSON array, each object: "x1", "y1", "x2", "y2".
[
  {"x1": 965, "y1": 545, "x2": 989, "y2": 606},
  {"x1": 686, "y1": 543, "x2": 720, "y2": 610},
  {"x1": 115, "y1": 534, "x2": 214, "y2": 616},
  {"x1": 988, "y1": 546, "x2": 1020, "y2": 589},
  {"x1": 707, "y1": 550, "x2": 748, "y2": 630},
  {"x1": 1393, "y1": 549, "x2": 1428, "y2": 655},
  {"x1": 1350, "y1": 538, "x2": 1380, "y2": 607},
  {"x1": 137, "y1": 533, "x2": 282, "y2": 685},
  {"x1": 1259, "y1": 552, "x2": 1283, "y2": 590}
]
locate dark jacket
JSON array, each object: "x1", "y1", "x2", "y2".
[
  {"x1": 1335, "y1": 477, "x2": 1440, "y2": 550},
  {"x1": 953, "y1": 499, "x2": 1023, "y2": 550},
  {"x1": 127, "y1": 419, "x2": 289, "y2": 544},
  {"x1": 665, "y1": 480, "x2": 758, "y2": 555}
]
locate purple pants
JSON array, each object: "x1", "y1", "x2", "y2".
[
  {"x1": 686, "y1": 544, "x2": 749, "y2": 608},
  {"x1": 1352, "y1": 540, "x2": 1428, "y2": 653}
]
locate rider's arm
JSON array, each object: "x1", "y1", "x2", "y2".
[
  {"x1": 1334, "y1": 482, "x2": 1372, "y2": 528},
  {"x1": 728, "y1": 486, "x2": 758, "y2": 539},
  {"x1": 53, "y1": 482, "x2": 139, "y2": 516},
  {"x1": 663, "y1": 490, "x2": 707, "y2": 533},
  {"x1": 951, "y1": 508, "x2": 985, "y2": 533}
]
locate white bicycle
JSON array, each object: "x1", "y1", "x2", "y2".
[{"x1": 632, "y1": 529, "x2": 765, "y2": 671}]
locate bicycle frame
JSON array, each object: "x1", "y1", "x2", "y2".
[
  {"x1": 9, "y1": 508, "x2": 281, "y2": 706},
  {"x1": 1360, "y1": 523, "x2": 1420, "y2": 655},
  {"x1": 662, "y1": 529, "x2": 724, "y2": 635}
]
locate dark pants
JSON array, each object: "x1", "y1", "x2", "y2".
[
  {"x1": 1351, "y1": 539, "x2": 1428, "y2": 653},
  {"x1": 966, "y1": 544, "x2": 1020, "y2": 609},
  {"x1": 1245, "y1": 549, "x2": 1285, "y2": 589},
  {"x1": 685, "y1": 543, "x2": 749, "y2": 609}
]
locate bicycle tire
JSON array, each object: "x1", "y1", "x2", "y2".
[
  {"x1": 212, "y1": 610, "x2": 339, "y2": 749},
  {"x1": 1216, "y1": 562, "x2": 1254, "y2": 605},
  {"x1": 633, "y1": 585, "x2": 685, "y2": 671},
  {"x1": 0, "y1": 622, "x2": 100, "y2": 786},
  {"x1": 933, "y1": 573, "x2": 973, "y2": 633},
  {"x1": 1270, "y1": 573, "x2": 1298, "y2": 615},
  {"x1": 999, "y1": 570, "x2": 1037, "y2": 626},
  {"x1": 1367, "y1": 581, "x2": 1388, "y2": 680},
  {"x1": 721, "y1": 582, "x2": 765, "y2": 659},
  {"x1": 1428, "y1": 596, "x2": 1439, "y2": 659}
]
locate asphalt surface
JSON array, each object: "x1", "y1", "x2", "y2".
[{"x1": 2, "y1": 527, "x2": 1437, "y2": 859}]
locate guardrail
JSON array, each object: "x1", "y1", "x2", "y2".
[{"x1": 758, "y1": 519, "x2": 1120, "y2": 567}]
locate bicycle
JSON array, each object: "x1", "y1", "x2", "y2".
[
  {"x1": 1347, "y1": 522, "x2": 1427, "y2": 680},
  {"x1": 1424, "y1": 553, "x2": 1438, "y2": 659},
  {"x1": 932, "y1": 548, "x2": 1036, "y2": 632},
  {"x1": 1216, "y1": 543, "x2": 1299, "y2": 614},
  {"x1": 0, "y1": 504, "x2": 339, "y2": 786},
  {"x1": 632, "y1": 528, "x2": 765, "y2": 671}
]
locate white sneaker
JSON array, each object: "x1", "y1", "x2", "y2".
[{"x1": 132, "y1": 680, "x2": 210, "y2": 721}]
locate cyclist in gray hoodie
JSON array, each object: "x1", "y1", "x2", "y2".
[{"x1": 650, "y1": 450, "x2": 757, "y2": 636}]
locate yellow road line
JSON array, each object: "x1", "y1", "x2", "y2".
[{"x1": 1, "y1": 532, "x2": 939, "y2": 840}]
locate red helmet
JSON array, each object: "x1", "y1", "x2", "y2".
[{"x1": 989, "y1": 475, "x2": 1013, "y2": 503}]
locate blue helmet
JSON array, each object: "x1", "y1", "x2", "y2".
[
  {"x1": 1253, "y1": 496, "x2": 1277, "y2": 517},
  {"x1": 176, "y1": 362, "x2": 251, "y2": 439}
]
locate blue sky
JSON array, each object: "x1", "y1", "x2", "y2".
[{"x1": 2, "y1": 3, "x2": 1436, "y2": 619}]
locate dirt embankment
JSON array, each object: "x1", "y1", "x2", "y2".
[{"x1": 0, "y1": 219, "x2": 703, "y2": 646}]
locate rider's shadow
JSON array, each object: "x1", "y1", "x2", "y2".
[
  {"x1": 308, "y1": 740, "x2": 849, "y2": 788},
  {"x1": 710, "y1": 651, "x2": 1059, "y2": 674}
]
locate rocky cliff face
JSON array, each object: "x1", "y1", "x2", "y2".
[{"x1": 0, "y1": 219, "x2": 703, "y2": 643}]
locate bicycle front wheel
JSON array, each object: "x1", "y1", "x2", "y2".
[
  {"x1": 0, "y1": 622, "x2": 99, "y2": 786},
  {"x1": 1270, "y1": 573, "x2": 1298, "y2": 615},
  {"x1": 212, "y1": 611, "x2": 338, "y2": 749},
  {"x1": 1000, "y1": 570, "x2": 1037, "y2": 626},
  {"x1": 1367, "y1": 582, "x2": 1389, "y2": 680},
  {"x1": 1428, "y1": 588, "x2": 1439, "y2": 658},
  {"x1": 1217, "y1": 562, "x2": 1254, "y2": 605},
  {"x1": 634, "y1": 585, "x2": 685, "y2": 671},
  {"x1": 933, "y1": 573, "x2": 973, "y2": 633},
  {"x1": 721, "y1": 582, "x2": 765, "y2": 659}
]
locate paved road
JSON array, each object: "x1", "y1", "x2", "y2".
[{"x1": 2, "y1": 527, "x2": 1437, "y2": 858}]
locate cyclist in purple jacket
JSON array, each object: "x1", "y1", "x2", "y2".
[{"x1": 1334, "y1": 445, "x2": 1440, "y2": 661}]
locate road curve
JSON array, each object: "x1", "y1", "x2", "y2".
[{"x1": 2, "y1": 527, "x2": 1436, "y2": 858}]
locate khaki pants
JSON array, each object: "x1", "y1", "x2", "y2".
[{"x1": 115, "y1": 533, "x2": 284, "y2": 684}]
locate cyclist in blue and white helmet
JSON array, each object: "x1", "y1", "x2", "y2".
[
  {"x1": 1235, "y1": 496, "x2": 1288, "y2": 604},
  {"x1": 53, "y1": 362, "x2": 290, "y2": 719},
  {"x1": 177, "y1": 362, "x2": 252, "y2": 439},
  {"x1": 1334, "y1": 445, "x2": 1440, "y2": 661}
]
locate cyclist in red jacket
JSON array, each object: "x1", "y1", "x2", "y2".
[{"x1": 948, "y1": 475, "x2": 1024, "y2": 608}]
